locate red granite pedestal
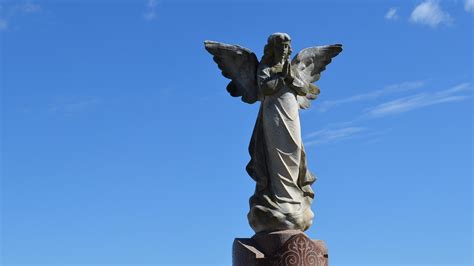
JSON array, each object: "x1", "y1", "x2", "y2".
[{"x1": 232, "y1": 230, "x2": 328, "y2": 266}]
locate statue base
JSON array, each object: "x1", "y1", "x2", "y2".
[{"x1": 232, "y1": 230, "x2": 328, "y2": 266}]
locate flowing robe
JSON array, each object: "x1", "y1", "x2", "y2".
[{"x1": 246, "y1": 64, "x2": 316, "y2": 233}]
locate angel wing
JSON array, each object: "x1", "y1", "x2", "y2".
[
  {"x1": 204, "y1": 41, "x2": 260, "y2": 104},
  {"x1": 291, "y1": 44, "x2": 343, "y2": 109}
]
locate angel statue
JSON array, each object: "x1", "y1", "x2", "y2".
[{"x1": 205, "y1": 33, "x2": 342, "y2": 233}]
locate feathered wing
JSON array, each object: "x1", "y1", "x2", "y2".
[
  {"x1": 204, "y1": 41, "x2": 260, "y2": 104},
  {"x1": 291, "y1": 44, "x2": 343, "y2": 109}
]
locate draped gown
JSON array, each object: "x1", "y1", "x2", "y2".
[{"x1": 246, "y1": 64, "x2": 316, "y2": 233}]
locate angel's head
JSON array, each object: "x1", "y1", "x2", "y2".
[{"x1": 261, "y1": 32, "x2": 292, "y2": 66}]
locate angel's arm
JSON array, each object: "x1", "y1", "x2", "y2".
[{"x1": 257, "y1": 65, "x2": 284, "y2": 96}]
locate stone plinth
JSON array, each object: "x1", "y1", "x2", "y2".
[{"x1": 233, "y1": 230, "x2": 328, "y2": 266}]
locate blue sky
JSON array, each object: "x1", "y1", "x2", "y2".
[{"x1": 0, "y1": 0, "x2": 472, "y2": 265}]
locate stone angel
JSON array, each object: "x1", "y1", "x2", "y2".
[{"x1": 204, "y1": 33, "x2": 342, "y2": 233}]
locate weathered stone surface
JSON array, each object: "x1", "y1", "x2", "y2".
[
  {"x1": 233, "y1": 231, "x2": 328, "y2": 266},
  {"x1": 205, "y1": 33, "x2": 342, "y2": 233}
]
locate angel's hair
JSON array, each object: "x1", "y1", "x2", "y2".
[{"x1": 260, "y1": 32, "x2": 292, "y2": 66}]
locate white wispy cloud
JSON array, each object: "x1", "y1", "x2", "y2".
[
  {"x1": 385, "y1": 7, "x2": 399, "y2": 20},
  {"x1": 305, "y1": 126, "x2": 367, "y2": 146},
  {"x1": 317, "y1": 80, "x2": 425, "y2": 112},
  {"x1": 143, "y1": 0, "x2": 158, "y2": 21},
  {"x1": 0, "y1": 1, "x2": 42, "y2": 31},
  {"x1": 19, "y1": 2, "x2": 41, "y2": 13},
  {"x1": 409, "y1": 0, "x2": 452, "y2": 27},
  {"x1": 307, "y1": 82, "x2": 471, "y2": 146},
  {"x1": 465, "y1": 0, "x2": 474, "y2": 12},
  {"x1": 364, "y1": 82, "x2": 472, "y2": 118}
]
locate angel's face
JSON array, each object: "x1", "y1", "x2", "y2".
[{"x1": 274, "y1": 41, "x2": 291, "y2": 63}]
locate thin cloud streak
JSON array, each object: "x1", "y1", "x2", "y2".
[
  {"x1": 19, "y1": 2, "x2": 41, "y2": 13},
  {"x1": 49, "y1": 97, "x2": 102, "y2": 114},
  {"x1": 306, "y1": 82, "x2": 471, "y2": 146},
  {"x1": 364, "y1": 83, "x2": 472, "y2": 118},
  {"x1": 305, "y1": 127, "x2": 367, "y2": 146},
  {"x1": 317, "y1": 80, "x2": 425, "y2": 112},
  {"x1": 0, "y1": 1, "x2": 42, "y2": 31}
]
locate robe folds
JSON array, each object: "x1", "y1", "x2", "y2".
[{"x1": 246, "y1": 64, "x2": 317, "y2": 233}]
